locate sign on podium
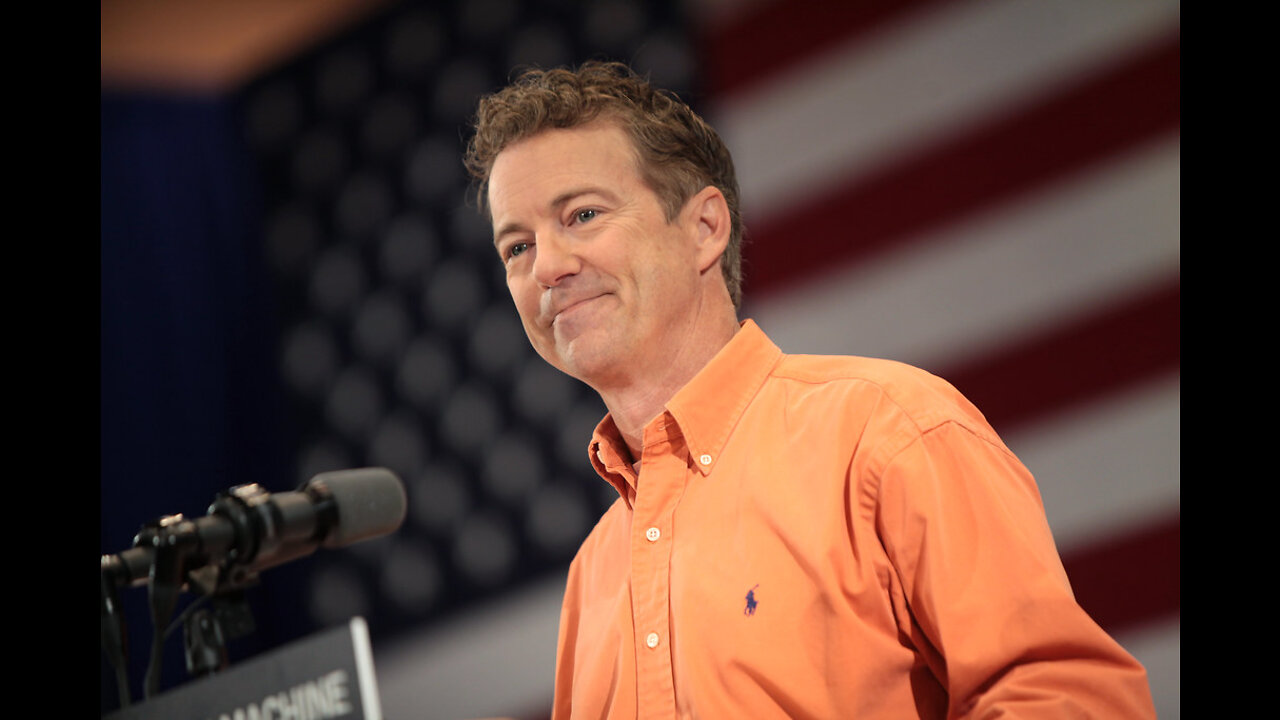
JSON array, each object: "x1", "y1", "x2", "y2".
[{"x1": 107, "y1": 616, "x2": 384, "y2": 720}]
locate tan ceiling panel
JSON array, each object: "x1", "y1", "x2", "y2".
[{"x1": 101, "y1": 0, "x2": 396, "y2": 93}]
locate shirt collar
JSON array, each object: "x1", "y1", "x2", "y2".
[{"x1": 589, "y1": 319, "x2": 783, "y2": 502}]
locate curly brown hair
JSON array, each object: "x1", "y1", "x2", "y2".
[{"x1": 464, "y1": 60, "x2": 745, "y2": 310}]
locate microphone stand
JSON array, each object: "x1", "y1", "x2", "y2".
[
  {"x1": 101, "y1": 500, "x2": 264, "y2": 709},
  {"x1": 138, "y1": 514, "x2": 195, "y2": 700},
  {"x1": 100, "y1": 555, "x2": 132, "y2": 707},
  {"x1": 181, "y1": 564, "x2": 258, "y2": 680}
]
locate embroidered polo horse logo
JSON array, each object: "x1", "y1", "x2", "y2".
[{"x1": 744, "y1": 584, "x2": 760, "y2": 616}]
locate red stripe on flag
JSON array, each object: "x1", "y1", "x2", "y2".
[
  {"x1": 939, "y1": 279, "x2": 1180, "y2": 435},
  {"x1": 1061, "y1": 513, "x2": 1180, "y2": 635},
  {"x1": 697, "y1": 0, "x2": 963, "y2": 98},
  {"x1": 740, "y1": 34, "x2": 1181, "y2": 299}
]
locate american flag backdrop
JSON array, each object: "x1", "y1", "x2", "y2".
[{"x1": 101, "y1": 1, "x2": 1178, "y2": 718}]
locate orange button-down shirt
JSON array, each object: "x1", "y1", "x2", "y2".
[{"x1": 552, "y1": 320, "x2": 1154, "y2": 719}]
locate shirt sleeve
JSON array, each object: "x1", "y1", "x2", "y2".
[{"x1": 873, "y1": 419, "x2": 1157, "y2": 718}]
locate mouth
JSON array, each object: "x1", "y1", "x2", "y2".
[{"x1": 548, "y1": 293, "x2": 605, "y2": 328}]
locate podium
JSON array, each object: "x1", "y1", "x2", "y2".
[{"x1": 106, "y1": 617, "x2": 384, "y2": 720}]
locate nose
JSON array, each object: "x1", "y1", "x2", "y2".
[{"x1": 531, "y1": 228, "x2": 581, "y2": 288}]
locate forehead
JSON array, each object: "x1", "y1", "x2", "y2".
[{"x1": 488, "y1": 122, "x2": 642, "y2": 207}]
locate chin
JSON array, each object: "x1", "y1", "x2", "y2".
[{"x1": 554, "y1": 339, "x2": 624, "y2": 388}]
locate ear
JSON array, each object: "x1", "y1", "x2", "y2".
[{"x1": 685, "y1": 185, "x2": 732, "y2": 274}]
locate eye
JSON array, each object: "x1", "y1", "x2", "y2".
[
  {"x1": 573, "y1": 209, "x2": 598, "y2": 224},
  {"x1": 500, "y1": 241, "x2": 529, "y2": 265}
]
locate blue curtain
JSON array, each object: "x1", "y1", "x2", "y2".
[{"x1": 100, "y1": 91, "x2": 300, "y2": 712}]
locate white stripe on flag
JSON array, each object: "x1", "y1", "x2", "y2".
[
  {"x1": 710, "y1": 0, "x2": 1181, "y2": 221},
  {"x1": 745, "y1": 135, "x2": 1180, "y2": 370}
]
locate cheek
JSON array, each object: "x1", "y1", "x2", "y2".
[
  {"x1": 636, "y1": 245, "x2": 697, "y2": 297},
  {"x1": 506, "y1": 280, "x2": 537, "y2": 322}
]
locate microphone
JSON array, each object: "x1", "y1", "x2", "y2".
[
  {"x1": 102, "y1": 467, "x2": 408, "y2": 591},
  {"x1": 100, "y1": 468, "x2": 407, "y2": 704}
]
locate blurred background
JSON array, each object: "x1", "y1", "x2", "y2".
[{"x1": 100, "y1": 0, "x2": 1179, "y2": 717}]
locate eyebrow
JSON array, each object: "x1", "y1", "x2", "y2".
[{"x1": 493, "y1": 186, "x2": 619, "y2": 247}]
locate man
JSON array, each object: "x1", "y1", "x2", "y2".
[{"x1": 464, "y1": 61, "x2": 1156, "y2": 719}]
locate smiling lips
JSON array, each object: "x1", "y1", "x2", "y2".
[{"x1": 544, "y1": 291, "x2": 606, "y2": 328}]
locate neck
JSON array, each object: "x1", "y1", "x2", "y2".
[{"x1": 597, "y1": 308, "x2": 740, "y2": 461}]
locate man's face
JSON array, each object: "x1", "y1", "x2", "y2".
[{"x1": 488, "y1": 121, "x2": 705, "y2": 390}]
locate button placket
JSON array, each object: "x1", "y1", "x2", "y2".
[{"x1": 627, "y1": 418, "x2": 682, "y2": 717}]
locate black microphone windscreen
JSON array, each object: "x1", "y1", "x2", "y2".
[{"x1": 308, "y1": 467, "x2": 407, "y2": 548}]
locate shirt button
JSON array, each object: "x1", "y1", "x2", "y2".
[
  {"x1": 699, "y1": 454, "x2": 712, "y2": 466},
  {"x1": 645, "y1": 632, "x2": 660, "y2": 649},
  {"x1": 645, "y1": 527, "x2": 660, "y2": 542}
]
